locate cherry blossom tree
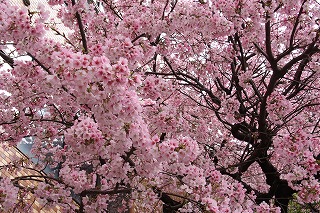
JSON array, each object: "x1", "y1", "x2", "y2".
[{"x1": 0, "y1": 0, "x2": 319, "y2": 212}]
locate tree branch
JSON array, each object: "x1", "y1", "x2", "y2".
[
  {"x1": 80, "y1": 187, "x2": 131, "y2": 196},
  {"x1": 71, "y1": 0, "x2": 88, "y2": 54},
  {"x1": 0, "y1": 50, "x2": 14, "y2": 67}
]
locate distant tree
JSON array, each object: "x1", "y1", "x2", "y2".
[{"x1": 0, "y1": 0, "x2": 319, "y2": 212}]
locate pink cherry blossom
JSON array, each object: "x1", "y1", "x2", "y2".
[{"x1": 0, "y1": 0, "x2": 319, "y2": 212}]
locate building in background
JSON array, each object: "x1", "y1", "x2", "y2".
[{"x1": 0, "y1": 145, "x2": 63, "y2": 212}]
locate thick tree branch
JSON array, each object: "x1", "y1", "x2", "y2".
[
  {"x1": 71, "y1": 0, "x2": 88, "y2": 54},
  {"x1": 0, "y1": 50, "x2": 14, "y2": 67},
  {"x1": 283, "y1": 57, "x2": 310, "y2": 97}
]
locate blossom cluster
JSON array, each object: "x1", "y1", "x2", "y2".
[{"x1": 0, "y1": 177, "x2": 18, "y2": 210}]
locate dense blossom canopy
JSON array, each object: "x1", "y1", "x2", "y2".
[{"x1": 0, "y1": 0, "x2": 319, "y2": 212}]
